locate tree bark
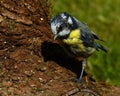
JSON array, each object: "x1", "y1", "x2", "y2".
[{"x1": 0, "y1": 0, "x2": 120, "y2": 96}]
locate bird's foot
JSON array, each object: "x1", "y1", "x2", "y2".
[{"x1": 71, "y1": 78, "x2": 83, "y2": 83}]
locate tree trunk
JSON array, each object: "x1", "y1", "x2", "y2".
[{"x1": 0, "y1": 0, "x2": 120, "y2": 96}]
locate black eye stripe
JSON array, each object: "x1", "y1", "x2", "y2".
[{"x1": 57, "y1": 26, "x2": 63, "y2": 33}]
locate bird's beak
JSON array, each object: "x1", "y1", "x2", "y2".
[{"x1": 53, "y1": 34, "x2": 58, "y2": 40}]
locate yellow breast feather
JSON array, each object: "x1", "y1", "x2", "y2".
[
  {"x1": 63, "y1": 29, "x2": 85, "y2": 51},
  {"x1": 69, "y1": 29, "x2": 80, "y2": 39},
  {"x1": 63, "y1": 29, "x2": 82, "y2": 45}
]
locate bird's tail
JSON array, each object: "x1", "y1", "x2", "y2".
[{"x1": 94, "y1": 43, "x2": 108, "y2": 52}]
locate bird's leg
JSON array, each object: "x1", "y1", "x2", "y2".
[{"x1": 77, "y1": 58, "x2": 87, "y2": 82}]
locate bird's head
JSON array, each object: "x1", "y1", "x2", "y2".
[{"x1": 50, "y1": 12, "x2": 79, "y2": 40}]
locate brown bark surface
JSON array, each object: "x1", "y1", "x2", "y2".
[{"x1": 0, "y1": 0, "x2": 120, "y2": 96}]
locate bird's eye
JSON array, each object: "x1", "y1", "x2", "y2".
[
  {"x1": 57, "y1": 26, "x2": 63, "y2": 33},
  {"x1": 65, "y1": 24, "x2": 68, "y2": 27},
  {"x1": 57, "y1": 23, "x2": 69, "y2": 33},
  {"x1": 59, "y1": 26, "x2": 63, "y2": 30}
]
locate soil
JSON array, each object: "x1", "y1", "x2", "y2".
[{"x1": 0, "y1": 0, "x2": 120, "y2": 96}]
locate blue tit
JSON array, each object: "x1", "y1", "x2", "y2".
[{"x1": 50, "y1": 12, "x2": 107, "y2": 82}]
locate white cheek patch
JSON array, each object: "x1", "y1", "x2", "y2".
[
  {"x1": 51, "y1": 24, "x2": 57, "y2": 34},
  {"x1": 51, "y1": 21, "x2": 60, "y2": 35},
  {"x1": 59, "y1": 29, "x2": 70, "y2": 36},
  {"x1": 68, "y1": 17, "x2": 73, "y2": 24}
]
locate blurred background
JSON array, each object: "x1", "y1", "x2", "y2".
[{"x1": 51, "y1": 0, "x2": 120, "y2": 86}]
